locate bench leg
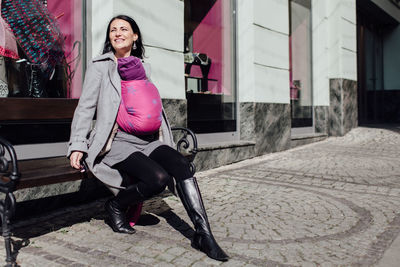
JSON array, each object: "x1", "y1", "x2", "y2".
[{"x1": 0, "y1": 192, "x2": 16, "y2": 266}]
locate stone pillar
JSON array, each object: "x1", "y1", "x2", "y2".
[{"x1": 328, "y1": 78, "x2": 358, "y2": 136}]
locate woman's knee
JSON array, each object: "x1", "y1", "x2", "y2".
[
  {"x1": 166, "y1": 154, "x2": 191, "y2": 175},
  {"x1": 151, "y1": 170, "x2": 170, "y2": 194}
]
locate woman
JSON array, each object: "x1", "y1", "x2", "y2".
[{"x1": 68, "y1": 15, "x2": 228, "y2": 261}]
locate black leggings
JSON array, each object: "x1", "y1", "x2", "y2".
[{"x1": 113, "y1": 145, "x2": 192, "y2": 198}]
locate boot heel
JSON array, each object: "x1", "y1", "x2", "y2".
[{"x1": 105, "y1": 199, "x2": 136, "y2": 234}]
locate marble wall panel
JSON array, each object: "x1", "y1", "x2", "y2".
[
  {"x1": 342, "y1": 79, "x2": 358, "y2": 133},
  {"x1": 240, "y1": 102, "x2": 256, "y2": 142},
  {"x1": 314, "y1": 106, "x2": 329, "y2": 133},
  {"x1": 194, "y1": 144, "x2": 255, "y2": 171},
  {"x1": 162, "y1": 99, "x2": 187, "y2": 127},
  {"x1": 240, "y1": 102, "x2": 291, "y2": 156},
  {"x1": 7, "y1": 178, "x2": 109, "y2": 209},
  {"x1": 254, "y1": 103, "x2": 291, "y2": 156},
  {"x1": 329, "y1": 78, "x2": 358, "y2": 136},
  {"x1": 329, "y1": 78, "x2": 344, "y2": 136},
  {"x1": 194, "y1": 102, "x2": 291, "y2": 171},
  {"x1": 13, "y1": 181, "x2": 81, "y2": 202}
]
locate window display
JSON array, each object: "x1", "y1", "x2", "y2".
[
  {"x1": 0, "y1": 0, "x2": 84, "y2": 98},
  {"x1": 184, "y1": 0, "x2": 236, "y2": 134}
]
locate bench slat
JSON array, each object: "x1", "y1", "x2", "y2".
[{"x1": 16, "y1": 157, "x2": 91, "y2": 190}]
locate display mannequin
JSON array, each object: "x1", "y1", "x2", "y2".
[{"x1": 184, "y1": 52, "x2": 212, "y2": 92}]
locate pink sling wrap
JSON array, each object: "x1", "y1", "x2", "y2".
[{"x1": 116, "y1": 56, "x2": 162, "y2": 135}]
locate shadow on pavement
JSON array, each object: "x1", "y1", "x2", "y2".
[{"x1": 7, "y1": 195, "x2": 195, "y2": 264}]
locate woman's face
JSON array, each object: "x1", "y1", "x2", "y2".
[{"x1": 109, "y1": 19, "x2": 138, "y2": 57}]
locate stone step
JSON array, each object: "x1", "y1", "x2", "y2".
[{"x1": 291, "y1": 133, "x2": 328, "y2": 148}]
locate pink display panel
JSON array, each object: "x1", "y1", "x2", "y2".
[
  {"x1": 47, "y1": 0, "x2": 83, "y2": 98},
  {"x1": 185, "y1": 0, "x2": 232, "y2": 95}
]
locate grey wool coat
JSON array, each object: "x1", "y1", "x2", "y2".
[{"x1": 67, "y1": 52, "x2": 175, "y2": 195}]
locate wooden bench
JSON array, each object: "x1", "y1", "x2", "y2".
[{"x1": 0, "y1": 127, "x2": 198, "y2": 266}]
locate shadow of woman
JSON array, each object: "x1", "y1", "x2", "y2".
[
  {"x1": 141, "y1": 196, "x2": 195, "y2": 240},
  {"x1": 8, "y1": 198, "x2": 109, "y2": 264},
  {"x1": 8, "y1": 194, "x2": 196, "y2": 263}
]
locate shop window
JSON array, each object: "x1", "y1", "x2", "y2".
[
  {"x1": 0, "y1": 0, "x2": 84, "y2": 99},
  {"x1": 184, "y1": 0, "x2": 237, "y2": 134},
  {"x1": 289, "y1": 0, "x2": 313, "y2": 128},
  {"x1": 0, "y1": 0, "x2": 85, "y2": 145}
]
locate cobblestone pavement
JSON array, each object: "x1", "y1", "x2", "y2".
[{"x1": 1, "y1": 126, "x2": 400, "y2": 266}]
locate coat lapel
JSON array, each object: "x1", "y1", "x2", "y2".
[
  {"x1": 108, "y1": 62, "x2": 121, "y2": 97},
  {"x1": 94, "y1": 52, "x2": 121, "y2": 97}
]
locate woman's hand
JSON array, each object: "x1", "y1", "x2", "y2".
[{"x1": 70, "y1": 151, "x2": 84, "y2": 170}]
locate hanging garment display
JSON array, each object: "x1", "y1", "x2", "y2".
[
  {"x1": 1, "y1": 0, "x2": 65, "y2": 97},
  {"x1": 0, "y1": 0, "x2": 20, "y2": 97},
  {"x1": 0, "y1": 1, "x2": 19, "y2": 60}
]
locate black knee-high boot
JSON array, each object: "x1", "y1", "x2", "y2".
[
  {"x1": 105, "y1": 184, "x2": 146, "y2": 234},
  {"x1": 176, "y1": 177, "x2": 229, "y2": 261}
]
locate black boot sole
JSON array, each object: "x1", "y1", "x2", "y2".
[
  {"x1": 105, "y1": 200, "x2": 136, "y2": 235},
  {"x1": 192, "y1": 234, "x2": 229, "y2": 262},
  {"x1": 105, "y1": 218, "x2": 136, "y2": 234}
]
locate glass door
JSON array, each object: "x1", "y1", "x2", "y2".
[{"x1": 289, "y1": 0, "x2": 313, "y2": 132}]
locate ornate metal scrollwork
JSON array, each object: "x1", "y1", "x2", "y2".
[
  {"x1": 0, "y1": 137, "x2": 19, "y2": 184},
  {"x1": 0, "y1": 137, "x2": 20, "y2": 266},
  {"x1": 171, "y1": 127, "x2": 198, "y2": 175}
]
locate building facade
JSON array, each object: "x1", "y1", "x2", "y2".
[{"x1": 1, "y1": 0, "x2": 400, "y2": 186}]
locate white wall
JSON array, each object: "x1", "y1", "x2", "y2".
[
  {"x1": 312, "y1": 0, "x2": 329, "y2": 106},
  {"x1": 312, "y1": 0, "x2": 357, "y2": 106},
  {"x1": 87, "y1": 0, "x2": 185, "y2": 99},
  {"x1": 237, "y1": 0, "x2": 255, "y2": 102},
  {"x1": 87, "y1": 0, "x2": 114, "y2": 59},
  {"x1": 238, "y1": 0, "x2": 289, "y2": 104},
  {"x1": 326, "y1": 0, "x2": 357, "y2": 81}
]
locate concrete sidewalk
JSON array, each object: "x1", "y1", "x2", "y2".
[{"x1": 1, "y1": 126, "x2": 400, "y2": 266}]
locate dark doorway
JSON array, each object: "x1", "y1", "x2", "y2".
[{"x1": 357, "y1": 0, "x2": 400, "y2": 124}]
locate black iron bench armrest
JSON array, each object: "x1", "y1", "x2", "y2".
[
  {"x1": 0, "y1": 137, "x2": 20, "y2": 192},
  {"x1": 171, "y1": 126, "x2": 198, "y2": 175},
  {"x1": 0, "y1": 137, "x2": 20, "y2": 265}
]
